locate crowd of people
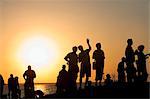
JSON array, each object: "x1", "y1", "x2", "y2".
[
  {"x1": 0, "y1": 66, "x2": 36, "y2": 99},
  {"x1": 56, "y1": 38, "x2": 149, "y2": 94},
  {"x1": 117, "y1": 39, "x2": 149, "y2": 83},
  {"x1": 0, "y1": 38, "x2": 149, "y2": 98}
]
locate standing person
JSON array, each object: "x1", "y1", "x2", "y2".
[
  {"x1": 8, "y1": 74, "x2": 14, "y2": 99},
  {"x1": 64, "y1": 46, "x2": 79, "y2": 92},
  {"x1": 117, "y1": 57, "x2": 126, "y2": 83},
  {"x1": 125, "y1": 39, "x2": 136, "y2": 83},
  {"x1": 78, "y1": 39, "x2": 91, "y2": 88},
  {"x1": 13, "y1": 77, "x2": 21, "y2": 99},
  {"x1": 0, "y1": 74, "x2": 4, "y2": 98},
  {"x1": 23, "y1": 65, "x2": 36, "y2": 98},
  {"x1": 92, "y1": 43, "x2": 105, "y2": 86},
  {"x1": 135, "y1": 45, "x2": 149, "y2": 82},
  {"x1": 56, "y1": 65, "x2": 69, "y2": 94}
]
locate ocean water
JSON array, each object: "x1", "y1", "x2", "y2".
[
  {"x1": 3, "y1": 83, "x2": 57, "y2": 98},
  {"x1": 3, "y1": 83, "x2": 95, "y2": 98}
]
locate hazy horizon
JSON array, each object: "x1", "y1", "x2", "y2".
[{"x1": 0, "y1": 0, "x2": 149, "y2": 83}]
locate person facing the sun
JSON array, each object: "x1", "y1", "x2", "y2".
[{"x1": 23, "y1": 65, "x2": 36, "y2": 98}]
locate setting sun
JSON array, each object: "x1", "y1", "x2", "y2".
[{"x1": 17, "y1": 36, "x2": 59, "y2": 69}]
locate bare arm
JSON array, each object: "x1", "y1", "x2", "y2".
[
  {"x1": 23, "y1": 72, "x2": 26, "y2": 79},
  {"x1": 64, "y1": 54, "x2": 69, "y2": 62},
  {"x1": 87, "y1": 38, "x2": 91, "y2": 51}
]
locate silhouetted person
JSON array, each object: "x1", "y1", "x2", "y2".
[
  {"x1": 125, "y1": 39, "x2": 136, "y2": 83},
  {"x1": 117, "y1": 57, "x2": 126, "y2": 83},
  {"x1": 23, "y1": 65, "x2": 36, "y2": 98},
  {"x1": 8, "y1": 74, "x2": 14, "y2": 99},
  {"x1": 13, "y1": 77, "x2": 21, "y2": 99},
  {"x1": 64, "y1": 46, "x2": 79, "y2": 92},
  {"x1": 135, "y1": 45, "x2": 149, "y2": 82},
  {"x1": 0, "y1": 74, "x2": 4, "y2": 98},
  {"x1": 56, "y1": 65, "x2": 69, "y2": 94},
  {"x1": 92, "y1": 43, "x2": 105, "y2": 86},
  {"x1": 104, "y1": 74, "x2": 113, "y2": 88},
  {"x1": 78, "y1": 38, "x2": 91, "y2": 88}
]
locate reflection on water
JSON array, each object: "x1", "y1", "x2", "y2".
[
  {"x1": 35, "y1": 83, "x2": 56, "y2": 95},
  {"x1": 3, "y1": 83, "x2": 57, "y2": 98}
]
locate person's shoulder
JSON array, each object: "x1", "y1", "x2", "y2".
[
  {"x1": 79, "y1": 52, "x2": 82, "y2": 55},
  {"x1": 31, "y1": 70, "x2": 35, "y2": 72},
  {"x1": 85, "y1": 49, "x2": 90, "y2": 52},
  {"x1": 118, "y1": 62, "x2": 122, "y2": 66},
  {"x1": 68, "y1": 52, "x2": 73, "y2": 56}
]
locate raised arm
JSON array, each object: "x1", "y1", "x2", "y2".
[{"x1": 87, "y1": 38, "x2": 91, "y2": 51}]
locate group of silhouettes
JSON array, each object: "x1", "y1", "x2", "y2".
[
  {"x1": 56, "y1": 39, "x2": 106, "y2": 94},
  {"x1": 0, "y1": 66, "x2": 36, "y2": 99},
  {"x1": 0, "y1": 38, "x2": 149, "y2": 98},
  {"x1": 56, "y1": 38, "x2": 149, "y2": 94},
  {"x1": 117, "y1": 39, "x2": 149, "y2": 83}
]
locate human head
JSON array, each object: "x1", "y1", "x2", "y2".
[
  {"x1": 96, "y1": 43, "x2": 101, "y2": 50},
  {"x1": 138, "y1": 45, "x2": 144, "y2": 52},
  {"x1": 28, "y1": 65, "x2": 31, "y2": 70},
  {"x1": 15, "y1": 76, "x2": 18, "y2": 80},
  {"x1": 72, "y1": 46, "x2": 77, "y2": 53},
  {"x1": 62, "y1": 65, "x2": 66, "y2": 70},
  {"x1": 0, "y1": 74, "x2": 2, "y2": 79},
  {"x1": 10, "y1": 74, "x2": 13, "y2": 78},
  {"x1": 127, "y1": 39, "x2": 133, "y2": 46},
  {"x1": 106, "y1": 74, "x2": 111, "y2": 79},
  {"x1": 121, "y1": 57, "x2": 126, "y2": 62},
  {"x1": 78, "y1": 45, "x2": 83, "y2": 51}
]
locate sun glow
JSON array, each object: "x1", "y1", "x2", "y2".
[{"x1": 17, "y1": 36, "x2": 59, "y2": 68}]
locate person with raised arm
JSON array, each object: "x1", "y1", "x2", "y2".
[{"x1": 78, "y1": 38, "x2": 91, "y2": 88}]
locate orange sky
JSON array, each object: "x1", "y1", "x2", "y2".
[{"x1": 0, "y1": 0, "x2": 149, "y2": 83}]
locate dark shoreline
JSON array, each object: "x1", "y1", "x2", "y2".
[{"x1": 43, "y1": 82, "x2": 149, "y2": 98}]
